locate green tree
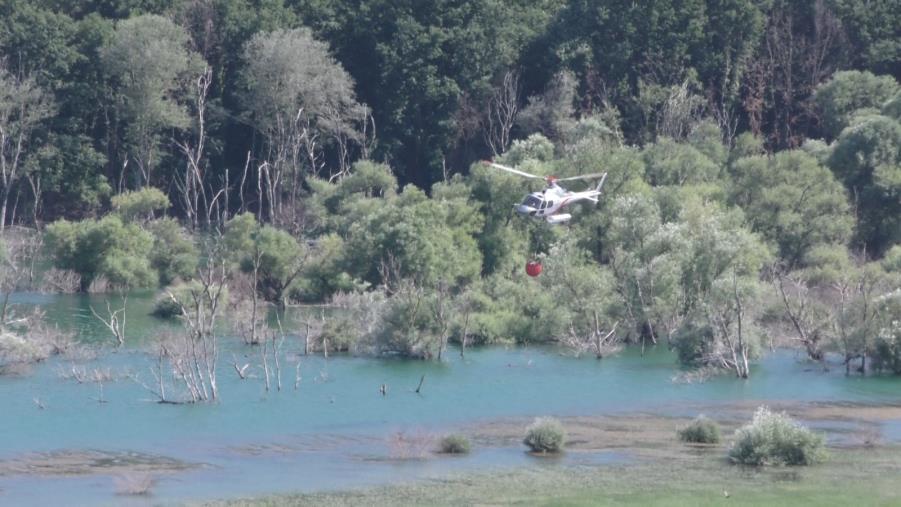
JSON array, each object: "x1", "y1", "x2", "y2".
[
  {"x1": 643, "y1": 138, "x2": 721, "y2": 186},
  {"x1": 0, "y1": 66, "x2": 55, "y2": 231},
  {"x1": 813, "y1": 71, "x2": 899, "y2": 139},
  {"x1": 827, "y1": 114, "x2": 901, "y2": 253},
  {"x1": 729, "y1": 150, "x2": 853, "y2": 265},
  {"x1": 293, "y1": 233, "x2": 362, "y2": 301},
  {"x1": 111, "y1": 186, "x2": 170, "y2": 222},
  {"x1": 342, "y1": 185, "x2": 482, "y2": 289},
  {"x1": 829, "y1": 0, "x2": 901, "y2": 77},
  {"x1": 224, "y1": 212, "x2": 307, "y2": 304},
  {"x1": 542, "y1": 239, "x2": 621, "y2": 358},
  {"x1": 305, "y1": 0, "x2": 557, "y2": 187},
  {"x1": 147, "y1": 217, "x2": 198, "y2": 286},
  {"x1": 239, "y1": 27, "x2": 370, "y2": 223},
  {"x1": 534, "y1": 0, "x2": 765, "y2": 143},
  {"x1": 44, "y1": 215, "x2": 156, "y2": 290},
  {"x1": 101, "y1": 14, "x2": 203, "y2": 188}
]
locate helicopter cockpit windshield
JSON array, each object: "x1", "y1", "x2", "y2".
[{"x1": 521, "y1": 195, "x2": 543, "y2": 209}]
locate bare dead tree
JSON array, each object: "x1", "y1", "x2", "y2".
[
  {"x1": 1, "y1": 230, "x2": 43, "y2": 327},
  {"x1": 174, "y1": 65, "x2": 213, "y2": 231},
  {"x1": 25, "y1": 170, "x2": 41, "y2": 229},
  {"x1": 273, "y1": 314, "x2": 286, "y2": 391},
  {"x1": 702, "y1": 272, "x2": 753, "y2": 379},
  {"x1": 748, "y1": 1, "x2": 848, "y2": 147},
  {"x1": 484, "y1": 70, "x2": 520, "y2": 156},
  {"x1": 298, "y1": 312, "x2": 325, "y2": 356},
  {"x1": 560, "y1": 315, "x2": 620, "y2": 359},
  {"x1": 432, "y1": 281, "x2": 451, "y2": 361},
  {"x1": 454, "y1": 289, "x2": 478, "y2": 359},
  {"x1": 657, "y1": 80, "x2": 706, "y2": 140},
  {"x1": 90, "y1": 296, "x2": 127, "y2": 347},
  {"x1": 232, "y1": 354, "x2": 250, "y2": 380},
  {"x1": 233, "y1": 250, "x2": 264, "y2": 346},
  {"x1": 39, "y1": 268, "x2": 80, "y2": 293},
  {"x1": 158, "y1": 237, "x2": 228, "y2": 402},
  {"x1": 711, "y1": 99, "x2": 740, "y2": 148},
  {"x1": 806, "y1": 1, "x2": 848, "y2": 110},
  {"x1": 322, "y1": 103, "x2": 372, "y2": 181},
  {"x1": 773, "y1": 268, "x2": 828, "y2": 363},
  {"x1": 743, "y1": 58, "x2": 768, "y2": 138},
  {"x1": 358, "y1": 108, "x2": 376, "y2": 161},
  {"x1": 260, "y1": 331, "x2": 271, "y2": 392},
  {"x1": 239, "y1": 150, "x2": 251, "y2": 214}
]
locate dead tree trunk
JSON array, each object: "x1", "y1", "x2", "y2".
[{"x1": 90, "y1": 296, "x2": 127, "y2": 347}]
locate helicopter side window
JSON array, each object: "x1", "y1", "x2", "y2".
[
  {"x1": 547, "y1": 201, "x2": 554, "y2": 208},
  {"x1": 522, "y1": 196, "x2": 542, "y2": 208}
]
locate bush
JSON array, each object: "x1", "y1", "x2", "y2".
[
  {"x1": 44, "y1": 216, "x2": 156, "y2": 291},
  {"x1": 151, "y1": 282, "x2": 228, "y2": 319},
  {"x1": 872, "y1": 320, "x2": 901, "y2": 374},
  {"x1": 438, "y1": 434, "x2": 471, "y2": 454},
  {"x1": 523, "y1": 417, "x2": 566, "y2": 453},
  {"x1": 112, "y1": 187, "x2": 170, "y2": 222},
  {"x1": 678, "y1": 415, "x2": 721, "y2": 444},
  {"x1": 729, "y1": 407, "x2": 826, "y2": 466},
  {"x1": 150, "y1": 294, "x2": 182, "y2": 319}
]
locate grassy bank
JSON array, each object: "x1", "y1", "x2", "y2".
[
  {"x1": 212, "y1": 446, "x2": 901, "y2": 506},
  {"x1": 208, "y1": 404, "x2": 901, "y2": 507}
]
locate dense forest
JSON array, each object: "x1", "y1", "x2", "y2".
[{"x1": 1, "y1": 0, "x2": 900, "y2": 387}]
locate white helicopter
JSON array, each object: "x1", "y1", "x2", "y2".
[{"x1": 483, "y1": 161, "x2": 608, "y2": 224}]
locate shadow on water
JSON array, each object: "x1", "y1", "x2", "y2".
[{"x1": 1, "y1": 292, "x2": 900, "y2": 505}]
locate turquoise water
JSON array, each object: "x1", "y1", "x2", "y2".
[{"x1": 1, "y1": 293, "x2": 900, "y2": 505}]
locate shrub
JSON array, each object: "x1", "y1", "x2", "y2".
[
  {"x1": 44, "y1": 216, "x2": 156, "y2": 291},
  {"x1": 872, "y1": 320, "x2": 901, "y2": 374},
  {"x1": 438, "y1": 434, "x2": 471, "y2": 454},
  {"x1": 150, "y1": 294, "x2": 182, "y2": 319},
  {"x1": 112, "y1": 187, "x2": 170, "y2": 222},
  {"x1": 152, "y1": 281, "x2": 228, "y2": 319},
  {"x1": 678, "y1": 415, "x2": 721, "y2": 444},
  {"x1": 523, "y1": 417, "x2": 566, "y2": 453},
  {"x1": 729, "y1": 407, "x2": 826, "y2": 466}
]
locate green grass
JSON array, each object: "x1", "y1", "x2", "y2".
[{"x1": 211, "y1": 446, "x2": 901, "y2": 506}]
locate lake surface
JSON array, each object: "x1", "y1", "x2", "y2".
[{"x1": 1, "y1": 292, "x2": 900, "y2": 505}]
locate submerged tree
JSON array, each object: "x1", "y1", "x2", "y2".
[
  {"x1": 152, "y1": 237, "x2": 229, "y2": 403},
  {"x1": 542, "y1": 239, "x2": 621, "y2": 359}
]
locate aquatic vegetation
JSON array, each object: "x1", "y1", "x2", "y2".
[
  {"x1": 438, "y1": 434, "x2": 471, "y2": 454},
  {"x1": 677, "y1": 415, "x2": 721, "y2": 444},
  {"x1": 524, "y1": 417, "x2": 566, "y2": 453}
]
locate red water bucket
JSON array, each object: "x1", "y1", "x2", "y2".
[{"x1": 525, "y1": 260, "x2": 543, "y2": 277}]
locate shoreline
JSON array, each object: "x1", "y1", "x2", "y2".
[{"x1": 202, "y1": 400, "x2": 901, "y2": 506}]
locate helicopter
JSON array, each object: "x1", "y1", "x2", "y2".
[{"x1": 483, "y1": 161, "x2": 608, "y2": 224}]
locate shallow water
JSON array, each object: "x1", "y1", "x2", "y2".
[{"x1": 1, "y1": 292, "x2": 900, "y2": 505}]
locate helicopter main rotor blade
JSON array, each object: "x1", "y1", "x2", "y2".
[
  {"x1": 555, "y1": 172, "x2": 607, "y2": 182},
  {"x1": 482, "y1": 161, "x2": 543, "y2": 179}
]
